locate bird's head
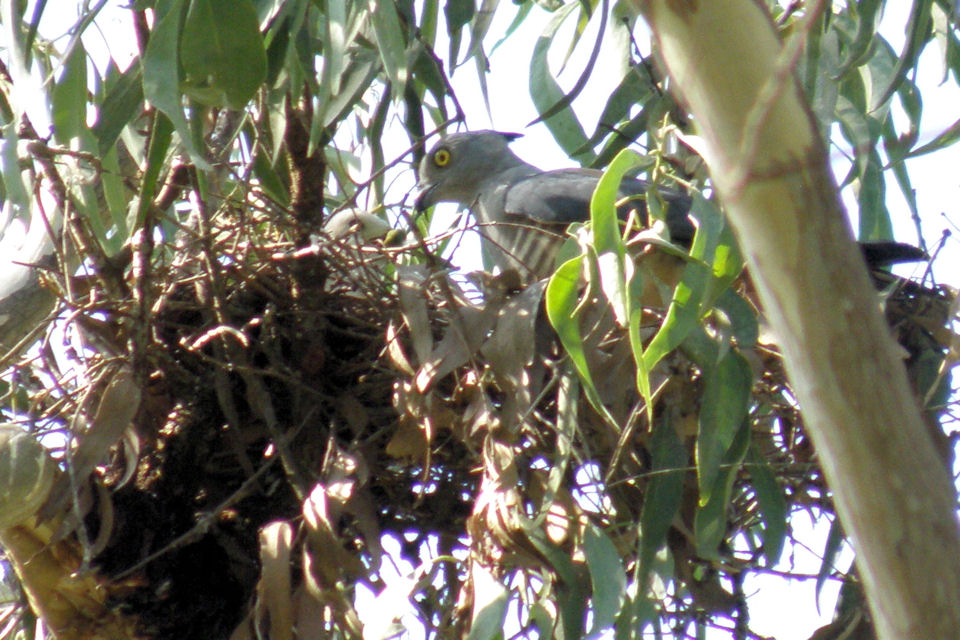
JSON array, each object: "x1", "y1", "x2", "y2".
[{"x1": 414, "y1": 130, "x2": 526, "y2": 211}]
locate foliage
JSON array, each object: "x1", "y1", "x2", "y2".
[{"x1": 0, "y1": 1, "x2": 956, "y2": 639}]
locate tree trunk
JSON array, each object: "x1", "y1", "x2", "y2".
[{"x1": 636, "y1": 1, "x2": 960, "y2": 638}]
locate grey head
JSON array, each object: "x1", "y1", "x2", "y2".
[
  {"x1": 415, "y1": 130, "x2": 694, "y2": 279},
  {"x1": 415, "y1": 131, "x2": 534, "y2": 210}
]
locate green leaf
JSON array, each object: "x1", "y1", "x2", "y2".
[
  {"x1": 584, "y1": 525, "x2": 626, "y2": 635},
  {"x1": 592, "y1": 149, "x2": 640, "y2": 327},
  {"x1": 93, "y1": 64, "x2": 144, "y2": 156},
  {"x1": 884, "y1": 76, "x2": 923, "y2": 162},
  {"x1": 747, "y1": 445, "x2": 787, "y2": 565},
  {"x1": 581, "y1": 65, "x2": 656, "y2": 157},
  {"x1": 708, "y1": 220, "x2": 743, "y2": 292},
  {"x1": 51, "y1": 41, "x2": 87, "y2": 143},
  {"x1": 321, "y1": 0, "x2": 348, "y2": 94},
  {"x1": 804, "y1": 18, "x2": 840, "y2": 137},
  {"x1": 464, "y1": 0, "x2": 498, "y2": 65},
  {"x1": 180, "y1": 0, "x2": 267, "y2": 109},
  {"x1": 540, "y1": 361, "x2": 577, "y2": 527},
  {"x1": 638, "y1": 416, "x2": 685, "y2": 591},
  {"x1": 318, "y1": 48, "x2": 380, "y2": 130},
  {"x1": 444, "y1": 0, "x2": 473, "y2": 66},
  {"x1": 531, "y1": 1, "x2": 606, "y2": 125},
  {"x1": 0, "y1": 122, "x2": 30, "y2": 216},
  {"x1": 870, "y1": 0, "x2": 933, "y2": 111},
  {"x1": 252, "y1": 146, "x2": 289, "y2": 207},
  {"x1": 466, "y1": 573, "x2": 508, "y2": 640},
  {"x1": 697, "y1": 350, "x2": 752, "y2": 504},
  {"x1": 816, "y1": 517, "x2": 846, "y2": 612},
  {"x1": 695, "y1": 419, "x2": 749, "y2": 559},
  {"x1": 263, "y1": 8, "x2": 293, "y2": 86},
  {"x1": 546, "y1": 257, "x2": 588, "y2": 375},
  {"x1": 590, "y1": 149, "x2": 666, "y2": 421},
  {"x1": 835, "y1": 77, "x2": 892, "y2": 240},
  {"x1": 134, "y1": 112, "x2": 174, "y2": 228},
  {"x1": 368, "y1": 0, "x2": 409, "y2": 95},
  {"x1": 882, "y1": 118, "x2": 921, "y2": 238},
  {"x1": 593, "y1": 109, "x2": 649, "y2": 168},
  {"x1": 22, "y1": 0, "x2": 48, "y2": 68},
  {"x1": 616, "y1": 592, "x2": 660, "y2": 640},
  {"x1": 490, "y1": 2, "x2": 532, "y2": 55},
  {"x1": 712, "y1": 288, "x2": 758, "y2": 349},
  {"x1": 142, "y1": 0, "x2": 210, "y2": 169},
  {"x1": 913, "y1": 349, "x2": 951, "y2": 410},
  {"x1": 834, "y1": 0, "x2": 882, "y2": 76},
  {"x1": 528, "y1": 602, "x2": 553, "y2": 637},
  {"x1": 526, "y1": 532, "x2": 588, "y2": 640},
  {"x1": 100, "y1": 146, "x2": 131, "y2": 248},
  {"x1": 546, "y1": 256, "x2": 619, "y2": 428},
  {"x1": 529, "y1": 2, "x2": 592, "y2": 163},
  {"x1": 856, "y1": 147, "x2": 892, "y2": 241},
  {"x1": 906, "y1": 114, "x2": 960, "y2": 158},
  {"x1": 641, "y1": 194, "x2": 721, "y2": 372}
]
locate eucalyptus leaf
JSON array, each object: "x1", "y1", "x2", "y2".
[
  {"x1": 141, "y1": 0, "x2": 210, "y2": 169},
  {"x1": 180, "y1": 0, "x2": 267, "y2": 109},
  {"x1": 584, "y1": 525, "x2": 626, "y2": 635},
  {"x1": 696, "y1": 350, "x2": 752, "y2": 504},
  {"x1": 638, "y1": 416, "x2": 685, "y2": 591}
]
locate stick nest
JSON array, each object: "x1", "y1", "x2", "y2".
[{"x1": 9, "y1": 196, "x2": 957, "y2": 639}]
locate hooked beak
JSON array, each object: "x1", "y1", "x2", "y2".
[{"x1": 413, "y1": 181, "x2": 438, "y2": 212}]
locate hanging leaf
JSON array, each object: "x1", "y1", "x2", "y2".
[
  {"x1": 695, "y1": 419, "x2": 749, "y2": 559},
  {"x1": 638, "y1": 416, "x2": 685, "y2": 591},
  {"x1": 142, "y1": 0, "x2": 210, "y2": 168},
  {"x1": 93, "y1": 64, "x2": 144, "y2": 156},
  {"x1": 51, "y1": 42, "x2": 87, "y2": 143},
  {"x1": 180, "y1": 0, "x2": 267, "y2": 109},
  {"x1": 529, "y1": 2, "x2": 593, "y2": 163},
  {"x1": 696, "y1": 350, "x2": 752, "y2": 504},
  {"x1": 368, "y1": 0, "x2": 409, "y2": 96},
  {"x1": 747, "y1": 445, "x2": 787, "y2": 566},
  {"x1": 584, "y1": 525, "x2": 626, "y2": 635}
]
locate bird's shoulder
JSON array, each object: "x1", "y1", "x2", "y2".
[{"x1": 500, "y1": 167, "x2": 608, "y2": 224}]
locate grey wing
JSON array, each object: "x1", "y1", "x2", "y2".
[
  {"x1": 504, "y1": 169, "x2": 695, "y2": 243},
  {"x1": 502, "y1": 169, "x2": 606, "y2": 225}
]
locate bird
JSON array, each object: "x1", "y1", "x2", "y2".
[
  {"x1": 323, "y1": 209, "x2": 393, "y2": 244},
  {"x1": 414, "y1": 130, "x2": 926, "y2": 282},
  {"x1": 414, "y1": 130, "x2": 696, "y2": 281}
]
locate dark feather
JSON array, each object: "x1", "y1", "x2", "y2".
[{"x1": 502, "y1": 169, "x2": 696, "y2": 243}]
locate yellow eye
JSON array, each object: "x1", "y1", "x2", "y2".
[{"x1": 433, "y1": 148, "x2": 451, "y2": 167}]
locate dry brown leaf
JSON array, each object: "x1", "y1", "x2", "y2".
[
  {"x1": 40, "y1": 364, "x2": 142, "y2": 523},
  {"x1": 385, "y1": 319, "x2": 415, "y2": 375},
  {"x1": 415, "y1": 303, "x2": 496, "y2": 393},
  {"x1": 256, "y1": 521, "x2": 294, "y2": 640},
  {"x1": 396, "y1": 265, "x2": 434, "y2": 366}
]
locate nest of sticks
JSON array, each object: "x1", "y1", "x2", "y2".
[{"x1": 5, "y1": 191, "x2": 956, "y2": 639}]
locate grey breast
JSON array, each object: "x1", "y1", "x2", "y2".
[{"x1": 473, "y1": 166, "x2": 574, "y2": 279}]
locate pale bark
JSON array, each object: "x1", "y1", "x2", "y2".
[{"x1": 636, "y1": 1, "x2": 960, "y2": 638}]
